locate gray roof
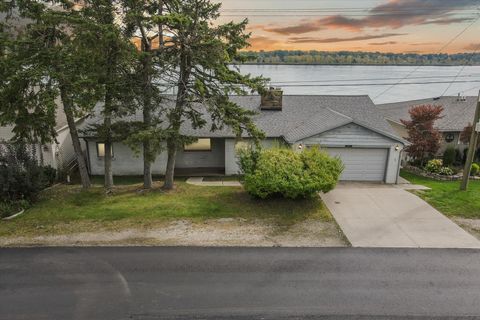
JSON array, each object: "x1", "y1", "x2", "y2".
[
  {"x1": 80, "y1": 95, "x2": 405, "y2": 143},
  {"x1": 377, "y1": 96, "x2": 478, "y2": 132}
]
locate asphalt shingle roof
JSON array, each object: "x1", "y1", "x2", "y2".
[
  {"x1": 377, "y1": 96, "x2": 478, "y2": 132},
  {"x1": 81, "y1": 95, "x2": 404, "y2": 143}
]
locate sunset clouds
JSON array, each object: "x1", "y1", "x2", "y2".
[{"x1": 218, "y1": 0, "x2": 480, "y2": 53}]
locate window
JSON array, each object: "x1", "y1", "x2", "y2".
[
  {"x1": 96, "y1": 143, "x2": 113, "y2": 158},
  {"x1": 184, "y1": 139, "x2": 211, "y2": 151},
  {"x1": 445, "y1": 133, "x2": 455, "y2": 143}
]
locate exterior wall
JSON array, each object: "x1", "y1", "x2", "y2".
[
  {"x1": 87, "y1": 138, "x2": 225, "y2": 176},
  {"x1": 1, "y1": 123, "x2": 83, "y2": 170},
  {"x1": 300, "y1": 123, "x2": 398, "y2": 147},
  {"x1": 225, "y1": 138, "x2": 283, "y2": 175},
  {"x1": 294, "y1": 123, "x2": 404, "y2": 184},
  {"x1": 438, "y1": 132, "x2": 467, "y2": 155},
  {"x1": 175, "y1": 138, "x2": 225, "y2": 168}
]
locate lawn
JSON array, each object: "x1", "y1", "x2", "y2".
[
  {"x1": 0, "y1": 177, "x2": 332, "y2": 238},
  {"x1": 401, "y1": 170, "x2": 480, "y2": 219}
]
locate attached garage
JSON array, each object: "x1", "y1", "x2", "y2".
[
  {"x1": 326, "y1": 148, "x2": 388, "y2": 182},
  {"x1": 298, "y1": 122, "x2": 406, "y2": 184}
]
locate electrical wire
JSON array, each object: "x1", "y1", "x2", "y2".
[{"x1": 374, "y1": 13, "x2": 480, "y2": 100}]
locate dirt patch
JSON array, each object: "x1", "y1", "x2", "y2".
[
  {"x1": 0, "y1": 218, "x2": 347, "y2": 247},
  {"x1": 453, "y1": 218, "x2": 480, "y2": 240}
]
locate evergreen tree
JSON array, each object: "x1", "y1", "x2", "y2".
[
  {"x1": 0, "y1": 0, "x2": 103, "y2": 189},
  {"x1": 79, "y1": 0, "x2": 139, "y2": 191},
  {"x1": 121, "y1": 0, "x2": 167, "y2": 189},
  {"x1": 156, "y1": 0, "x2": 267, "y2": 190}
]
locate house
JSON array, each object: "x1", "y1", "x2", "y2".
[
  {"x1": 376, "y1": 96, "x2": 478, "y2": 155},
  {"x1": 0, "y1": 105, "x2": 86, "y2": 171},
  {"x1": 79, "y1": 91, "x2": 407, "y2": 183}
]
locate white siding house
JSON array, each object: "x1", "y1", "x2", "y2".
[{"x1": 80, "y1": 93, "x2": 407, "y2": 184}]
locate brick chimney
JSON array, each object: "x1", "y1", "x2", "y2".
[{"x1": 261, "y1": 87, "x2": 283, "y2": 110}]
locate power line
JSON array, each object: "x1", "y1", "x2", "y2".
[
  {"x1": 374, "y1": 13, "x2": 480, "y2": 100},
  {"x1": 268, "y1": 80, "x2": 480, "y2": 87},
  {"x1": 270, "y1": 74, "x2": 480, "y2": 84}
]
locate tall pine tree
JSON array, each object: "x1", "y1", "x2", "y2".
[{"x1": 155, "y1": 0, "x2": 267, "y2": 190}]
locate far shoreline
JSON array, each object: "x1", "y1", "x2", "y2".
[{"x1": 238, "y1": 63, "x2": 480, "y2": 67}]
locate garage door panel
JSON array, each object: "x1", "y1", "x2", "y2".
[{"x1": 326, "y1": 148, "x2": 388, "y2": 182}]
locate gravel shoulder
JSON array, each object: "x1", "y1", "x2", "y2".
[
  {"x1": 453, "y1": 218, "x2": 480, "y2": 240},
  {"x1": 0, "y1": 218, "x2": 347, "y2": 247}
]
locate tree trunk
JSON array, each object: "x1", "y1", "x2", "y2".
[
  {"x1": 104, "y1": 113, "x2": 114, "y2": 190},
  {"x1": 162, "y1": 48, "x2": 191, "y2": 190},
  {"x1": 60, "y1": 85, "x2": 91, "y2": 189},
  {"x1": 163, "y1": 138, "x2": 177, "y2": 190},
  {"x1": 141, "y1": 39, "x2": 154, "y2": 189}
]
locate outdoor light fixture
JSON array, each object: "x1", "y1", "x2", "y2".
[
  {"x1": 298, "y1": 144, "x2": 304, "y2": 150},
  {"x1": 395, "y1": 145, "x2": 400, "y2": 151}
]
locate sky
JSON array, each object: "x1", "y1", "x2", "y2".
[{"x1": 216, "y1": 0, "x2": 480, "y2": 53}]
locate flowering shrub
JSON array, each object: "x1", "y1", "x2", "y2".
[
  {"x1": 438, "y1": 167, "x2": 454, "y2": 176},
  {"x1": 425, "y1": 159, "x2": 443, "y2": 173}
]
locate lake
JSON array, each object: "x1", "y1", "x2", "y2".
[{"x1": 237, "y1": 65, "x2": 480, "y2": 104}]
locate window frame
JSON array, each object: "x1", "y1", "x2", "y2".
[
  {"x1": 96, "y1": 142, "x2": 114, "y2": 158},
  {"x1": 184, "y1": 138, "x2": 212, "y2": 152}
]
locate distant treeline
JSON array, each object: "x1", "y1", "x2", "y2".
[{"x1": 239, "y1": 51, "x2": 480, "y2": 66}]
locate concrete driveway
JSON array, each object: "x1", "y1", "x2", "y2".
[{"x1": 321, "y1": 184, "x2": 480, "y2": 248}]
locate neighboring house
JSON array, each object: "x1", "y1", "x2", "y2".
[
  {"x1": 377, "y1": 96, "x2": 478, "y2": 155},
  {"x1": 79, "y1": 91, "x2": 407, "y2": 183},
  {"x1": 0, "y1": 105, "x2": 86, "y2": 170}
]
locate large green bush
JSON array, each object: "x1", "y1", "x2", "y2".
[
  {"x1": 442, "y1": 147, "x2": 456, "y2": 167},
  {"x1": 471, "y1": 163, "x2": 480, "y2": 176},
  {"x1": 238, "y1": 146, "x2": 344, "y2": 199}
]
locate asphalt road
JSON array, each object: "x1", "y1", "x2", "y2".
[{"x1": 1, "y1": 247, "x2": 480, "y2": 319}]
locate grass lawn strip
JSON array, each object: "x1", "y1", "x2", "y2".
[{"x1": 0, "y1": 178, "x2": 346, "y2": 247}]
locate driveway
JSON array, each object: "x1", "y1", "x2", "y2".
[{"x1": 321, "y1": 184, "x2": 480, "y2": 248}]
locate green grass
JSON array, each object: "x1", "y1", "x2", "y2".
[
  {"x1": 0, "y1": 179, "x2": 332, "y2": 237},
  {"x1": 401, "y1": 170, "x2": 480, "y2": 219}
]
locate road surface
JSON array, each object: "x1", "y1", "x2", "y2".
[{"x1": 1, "y1": 247, "x2": 480, "y2": 319}]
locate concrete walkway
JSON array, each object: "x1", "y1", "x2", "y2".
[
  {"x1": 321, "y1": 184, "x2": 480, "y2": 248},
  {"x1": 186, "y1": 177, "x2": 242, "y2": 187}
]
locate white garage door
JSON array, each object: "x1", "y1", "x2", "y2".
[{"x1": 326, "y1": 148, "x2": 388, "y2": 182}]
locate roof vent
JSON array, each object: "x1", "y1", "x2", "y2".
[
  {"x1": 261, "y1": 87, "x2": 283, "y2": 110},
  {"x1": 457, "y1": 93, "x2": 466, "y2": 102}
]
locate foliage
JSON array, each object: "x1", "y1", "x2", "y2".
[
  {"x1": 153, "y1": 0, "x2": 268, "y2": 189},
  {"x1": 0, "y1": 144, "x2": 54, "y2": 216},
  {"x1": 401, "y1": 170, "x2": 480, "y2": 219},
  {"x1": 425, "y1": 159, "x2": 443, "y2": 173},
  {"x1": 239, "y1": 147, "x2": 344, "y2": 199},
  {"x1": 240, "y1": 50, "x2": 480, "y2": 66},
  {"x1": 401, "y1": 104, "x2": 444, "y2": 164},
  {"x1": 424, "y1": 159, "x2": 455, "y2": 176},
  {"x1": 0, "y1": 180, "x2": 333, "y2": 237},
  {"x1": 438, "y1": 166, "x2": 454, "y2": 176},
  {"x1": 442, "y1": 147, "x2": 456, "y2": 167},
  {"x1": 471, "y1": 163, "x2": 480, "y2": 176}
]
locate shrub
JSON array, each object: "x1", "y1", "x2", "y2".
[
  {"x1": 0, "y1": 143, "x2": 52, "y2": 205},
  {"x1": 238, "y1": 146, "x2": 344, "y2": 199},
  {"x1": 438, "y1": 167, "x2": 454, "y2": 176},
  {"x1": 442, "y1": 147, "x2": 456, "y2": 167},
  {"x1": 425, "y1": 159, "x2": 443, "y2": 173},
  {"x1": 471, "y1": 163, "x2": 480, "y2": 176}
]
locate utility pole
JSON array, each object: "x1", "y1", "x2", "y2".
[{"x1": 460, "y1": 90, "x2": 480, "y2": 191}]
